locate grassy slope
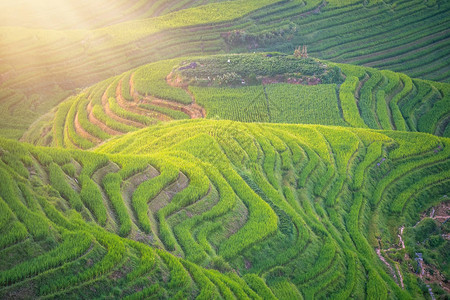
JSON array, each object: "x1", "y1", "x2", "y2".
[
  {"x1": 1, "y1": 120, "x2": 449, "y2": 298},
  {"x1": 1, "y1": 0, "x2": 448, "y2": 140},
  {"x1": 1, "y1": 0, "x2": 449, "y2": 298},
  {"x1": 27, "y1": 53, "x2": 450, "y2": 148}
]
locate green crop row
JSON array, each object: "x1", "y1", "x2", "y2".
[
  {"x1": 380, "y1": 71, "x2": 400, "y2": 96},
  {"x1": 71, "y1": 150, "x2": 109, "y2": 178},
  {"x1": 0, "y1": 231, "x2": 91, "y2": 286},
  {"x1": 301, "y1": 259, "x2": 343, "y2": 300},
  {"x1": 249, "y1": 163, "x2": 311, "y2": 271},
  {"x1": 40, "y1": 229, "x2": 126, "y2": 295},
  {"x1": 191, "y1": 85, "x2": 268, "y2": 123},
  {"x1": 339, "y1": 76, "x2": 367, "y2": 128},
  {"x1": 64, "y1": 96, "x2": 95, "y2": 149},
  {"x1": 132, "y1": 159, "x2": 178, "y2": 234},
  {"x1": 386, "y1": 131, "x2": 440, "y2": 159},
  {"x1": 18, "y1": 182, "x2": 41, "y2": 212},
  {"x1": 123, "y1": 284, "x2": 160, "y2": 300},
  {"x1": 401, "y1": 80, "x2": 430, "y2": 128},
  {"x1": 244, "y1": 274, "x2": 277, "y2": 300},
  {"x1": 197, "y1": 222, "x2": 220, "y2": 256},
  {"x1": 102, "y1": 173, "x2": 132, "y2": 236},
  {"x1": 331, "y1": 250, "x2": 357, "y2": 299},
  {"x1": 389, "y1": 74, "x2": 411, "y2": 131},
  {"x1": 1, "y1": 152, "x2": 29, "y2": 178},
  {"x1": 297, "y1": 143, "x2": 320, "y2": 187},
  {"x1": 0, "y1": 196, "x2": 28, "y2": 249},
  {"x1": 120, "y1": 73, "x2": 133, "y2": 101},
  {"x1": 319, "y1": 126, "x2": 360, "y2": 174},
  {"x1": 80, "y1": 176, "x2": 107, "y2": 226},
  {"x1": 0, "y1": 164, "x2": 49, "y2": 239},
  {"x1": 139, "y1": 103, "x2": 190, "y2": 120},
  {"x1": 376, "y1": 90, "x2": 392, "y2": 130},
  {"x1": 48, "y1": 162, "x2": 83, "y2": 211},
  {"x1": 352, "y1": 142, "x2": 383, "y2": 190},
  {"x1": 157, "y1": 156, "x2": 210, "y2": 251},
  {"x1": 371, "y1": 140, "x2": 449, "y2": 206},
  {"x1": 113, "y1": 156, "x2": 150, "y2": 180},
  {"x1": 417, "y1": 84, "x2": 450, "y2": 134},
  {"x1": 52, "y1": 99, "x2": 74, "y2": 147},
  {"x1": 325, "y1": 177, "x2": 345, "y2": 206},
  {"x1": 106, "y1": 77, "x2": 121, "y2": 100},
  {"x1": 345, "y1": 191, "x2": 398, "y2": 300},
  {"x1": 156, "y1": 249, "x2": 191, "y2": 291},
  {"x1": 88, "y1": 78, "x2": 116, "y2": 107},
  {"x1": 77, "y1": 98, "x2": 111, "y2": 140},
  {"x1": 133, "y1": 59, "x2": 192, "y2": 104},
  {"x1": 182, "y1": 260, "x2": 220, "y2": 299},
  {"x1": 266, "y1": 84, "x2": 346, "y2": 126},
  {"x1": 332, "y1": 4, "x2": 448, "y2": 59},
  {"x1": 366, "y1": 270, "x2": 388, "y2": 300},
  {"x1": 36, "y1": 195, "x2": 76, "y2": 230},
  {"x1": 391, "y1": 168, "x2": 450, "y2": 214},
  {"x1": 126, "y1": 240, "x2": 156, "y2": 281},
  {"x1": 351, "y1": 22, "x2": 449, "y2": 69},
  {"x1": 359, "y1": 71, "x2": 382, "y2": 129},
  {"x1": 108, "y1": 97, "x2": 153, "y2": 126},
  {"x1": 270, "y1": 279, "x2": 304, "y2": 300},
  {"x1": 92, "y1": 104, "x2": 137, "y2": 133},
  {"x1": 173, "y1": 219, "x2": 208, "y2": 264},
  {"x1": 173, "y1": 164, "x2": 237, "y2": 263},
  {"x1": 313, "y1": 165, "x2": 335, "y2": 196},
  {"x1": 205, "y1": 269, "x2": 237, "y2": 299},
  {"x1": 101, "y1": 0, "x2": 284, "y2": 43},
  {"x1": 39, "y1": 146, "x2": 72, "y2": 165},
  {"x1": 251, "y1": 129, "x2": 280, "y2": 189},
  {"x1": 293, "y1": 237, "x2": 336, "y2": 284},
  {"x1": 372, "y1": 33, "x2": 450, "y2": 71},
  {"x1": 218, "y1": 162, "x2": 278, "y2": 259}
]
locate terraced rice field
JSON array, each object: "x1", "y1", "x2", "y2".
[
  {"x1": 1, "y1": 0, "x2": 449, "y2": 298},
  {"x1": 0, "y1": 0, "x2": 448, "y2": 139},
  {"x1": 1, "y1": 120, "x2": 449, "y2": 298},
  {"x1": 27, "y1": 54, "x2": 450, "y2": 149}
]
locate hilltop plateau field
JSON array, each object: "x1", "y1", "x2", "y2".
[{"x1": 0, "y1": 0, "x2": 449, "y2": 299}]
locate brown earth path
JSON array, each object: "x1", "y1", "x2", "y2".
[
  {"x1": 74, "y1": 111, "x2": 102, "y2": 144},
  {"x1": 101, "y1": 87, "x2": 145, "y2": 128},
  {"x1": 130, "y1": 71, "x2": 205, "y2": 119},
  {"x1": 86, "y1": 100, "x2": 123, "y2": 136},
  {"x1": 116, "y1": 77, "x2": 170, "y2": 122}
]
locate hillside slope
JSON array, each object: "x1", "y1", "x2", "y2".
[
  {"x1": 26, "y1": 54, "x2": 450, "y2": 148},
  {"x1": 1, "y1": 120, "x2": 449, "y2": 298},
  {"x1": 0, "y1": 0, "x2": 238, "y2": 30},
  {"x1": 1, "y1": 0, "x2": 448, "y2": 139}
]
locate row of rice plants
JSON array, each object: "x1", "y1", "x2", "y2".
[{"x1": 339, "y1": 75, "x2": 368, "y2": 128}]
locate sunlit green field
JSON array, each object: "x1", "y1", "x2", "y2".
[{"x1": 0, "y1": 0, "x2": 449, "y2": 299}]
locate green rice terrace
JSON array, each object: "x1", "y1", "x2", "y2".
[
  {"x1": 0, "y1": 0, "x2": 449, "y2": 299},
  {"x1": 1, "y1": 0, "x2": 449, "y2": 139},
  {"x1": 26, "y1": 53, "x2": 450, "y2": 148}
]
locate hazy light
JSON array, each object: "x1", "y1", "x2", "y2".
[{"x1": 0, "y1": 0, "x2": 126, "y2": 30}]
